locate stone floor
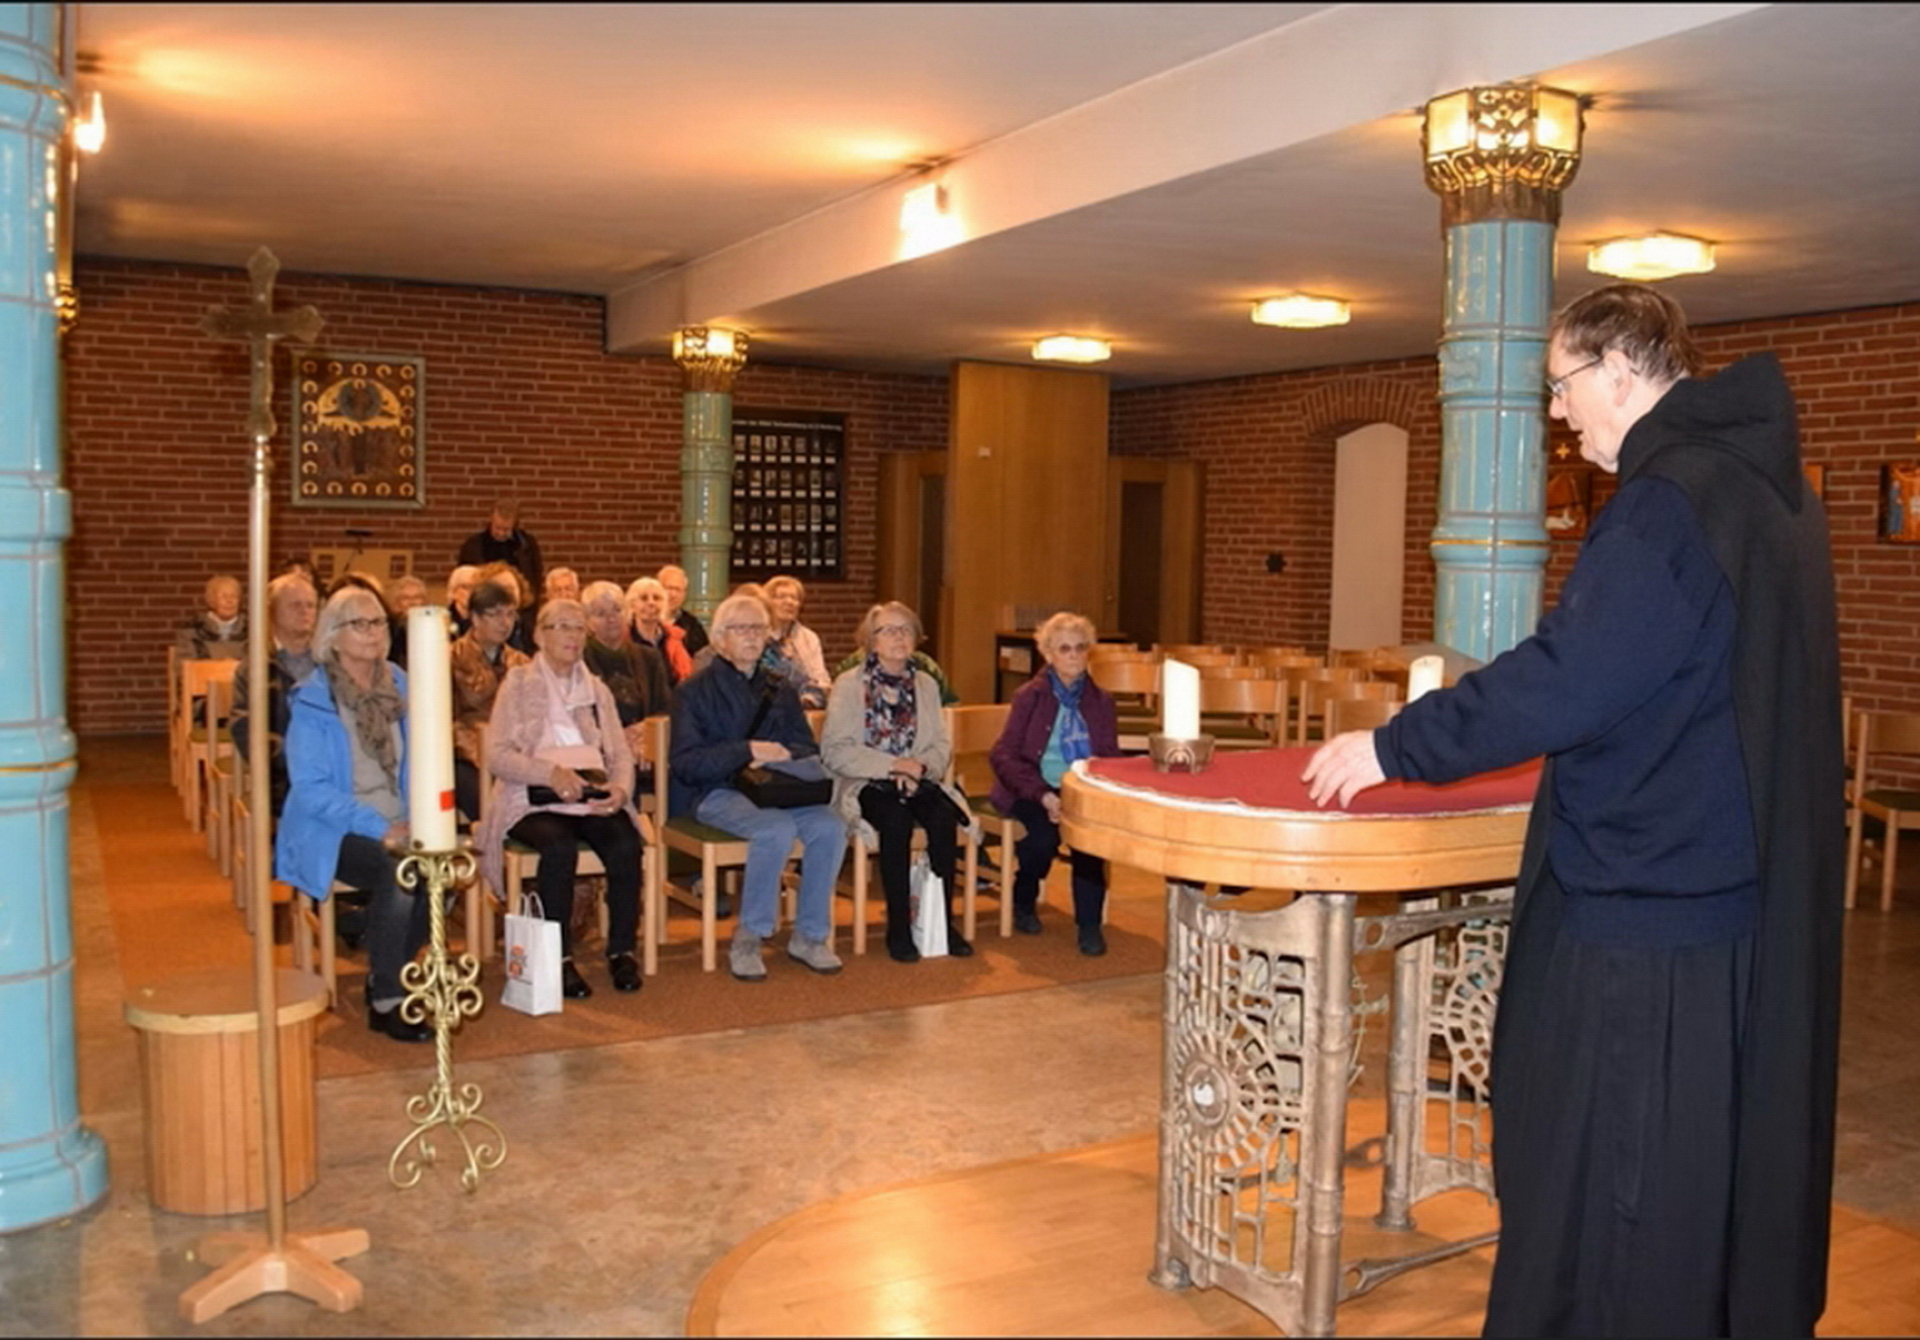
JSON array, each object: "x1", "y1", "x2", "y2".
[{"x1": 3, "y1": 745, "x2": 1917, "y2": 1337}]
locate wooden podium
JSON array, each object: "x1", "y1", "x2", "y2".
[{"x1": 1063, "y1": 746, "x2": 1536, "y2": 1337}]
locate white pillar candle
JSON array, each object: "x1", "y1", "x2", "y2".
[
  {"x1": 1162, "y1": 658, "x2": 1201, "y2": 740},
  {"x1": 406, "y1": 604, "x2": 458, "y2": 851},
  {"x1": 1407, "y1": 654, "x2": 1445, "y2": 704}
]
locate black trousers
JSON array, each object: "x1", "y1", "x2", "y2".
[
  {"x1": 506, "y1": 810, "x2": 642, "y2": 958},
  {"x1": 1484, "y1": 870, "x2": 1753, "y2": 1338},
  {"x1": 454, "y1": 755, "x2": 482, "y2": 824},
  {"x1": 1007, "y1": 797, "x2": 1106, "y2": 927},
  {"x1": 858, "y1": 780, "x2": 960, "y2": 937},
  {"x1": 335, "y1": 832, "x2": 430, "y2": 1008}
]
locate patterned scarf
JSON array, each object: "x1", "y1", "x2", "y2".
[
  {"x1": 325, "y1": 658, "x2": 404, "y2": 787},
  {"x1": 1048, "y1": 667, "x2": 1092, "y2": 764},
  {"x1": 862, "y1": 654, "x2": 918, "y2": 755}
]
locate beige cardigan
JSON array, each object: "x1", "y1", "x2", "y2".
[
  {"x1": 475, "y1": 660, "x2": 638, "y2": 899},
  {"x1": 819, "y1": 665, "x2": 976, "y2": 843}
]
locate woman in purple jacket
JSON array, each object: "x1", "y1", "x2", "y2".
[{"x1": 989, "y1": 611, "x2": 1121, "y2": 955}]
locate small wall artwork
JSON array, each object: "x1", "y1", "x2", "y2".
[
  {"x1": 1882, "y1": 462, "x2": 1920, "y2": 543},
  {"x1": 1545, "y1": 465, "x2": 1592, "y2": 540},
  {"x1": 291, "y1": 352, "x2": 425, "y2": 508}
]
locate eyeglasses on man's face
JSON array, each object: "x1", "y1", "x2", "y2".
[
  {"x1": 1545, "y1": 355, "x2": 1604, "y2": 401},
  {"x1": 721, "y1": 622, "x2": 770, "y2": 638}
]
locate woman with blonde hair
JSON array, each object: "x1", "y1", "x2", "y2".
[{"x1": 989, "y1": 611, "x2": 1121, "y2": 955}]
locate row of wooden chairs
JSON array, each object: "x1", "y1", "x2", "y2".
[{"x1": 1846, "y1": 705, "x2": 1920, "y2": 911}]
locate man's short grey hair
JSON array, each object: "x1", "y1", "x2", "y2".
[
  {"x1": 581, "y1": 580, "x2": 626, "y2": 614},
  {"x1": 203, "y1": 574, "x2": 241, "y2": 606},
  {"x1": 267, "y1": 571, "x2": 316, "y2": 609},
  {"x1": 627, "y1": 576, "x2": 666, "y2": 603},
  {"x1": 1036, "y1": 610, "x2": 1096, "y2": 655},
  {"x1": 711, "y1": 593, "x2": 773, "y2": 638},
  {"x1": 313, "y1": 586, "x2": 388, "y2": 662},
  {"x1": 447, "y1": 564, "x2": 480, "y2": 593},
  {"x1": 390, "y1": 574, "x2": 427, "y2": 599}
]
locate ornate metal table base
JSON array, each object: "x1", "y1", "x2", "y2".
[
  {"x1": 388, "y1": 847, "x2": 506, "y2": 1193},
  {"x1": 1151, "y1": 881, "x2": 1511, "y2": 1336}
]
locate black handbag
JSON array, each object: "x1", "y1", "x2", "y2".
[{"x1": 732, "y1": 680, "x2": 834, "y2": 808}]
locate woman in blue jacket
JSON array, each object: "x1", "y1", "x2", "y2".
[{"x1": 276, "y1": 586, "x2": 430, "y2": 1043}]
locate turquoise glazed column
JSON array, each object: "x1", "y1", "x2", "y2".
[
  {"x1": 1421, "y1": 85, "x2": 1583, "y2": 660},
  {"x1": 0, "y1": 1, "x2": 109, "y2": 1232},
  {"x1": 671, "y1": 326, "x2": 748, "y2": 623}
]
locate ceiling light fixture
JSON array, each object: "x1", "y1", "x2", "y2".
[
  {"x1": 1251, "y1": 294, "x2": 1351, "y2": 329},
  {"x1": 73, "y1": 90, "x2": 105, "y2": 154},
  {"x1": 1031, "y1": 335, "x2": 1111, "y2": 364},
  {"x1": 1422, "y1": 84, "x2": 1583, "y2": 224},
  {"x1": 1587, "y1": 233, "x2": 1717, "y2": 281}
]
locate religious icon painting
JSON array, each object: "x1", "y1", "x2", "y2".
[
  {"x1": 290, "y1": 352, "x2": 426, "y2": 508},
  {"x1": 1881, "y1": 461, "x2": 1920, "y2": 543},
  {"x1": 1544, "y1": 464, "x2": 1592, "y2": 540}
]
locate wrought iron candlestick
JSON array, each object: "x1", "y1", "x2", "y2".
[{"x1": 387, "y1": 845, "x2": 505, "y2": 1193}]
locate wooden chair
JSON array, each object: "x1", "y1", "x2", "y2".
[
  {"x1": 1159, "y1": 648, "x2": 1240, "y2": 670},
  {"x1": 649, "y1": 716, "x2": 856, "y2": 971},
  {"x1": 1845, "y1": 709, "x2": 1920, "y2": 911},
  {"x1": 166, "y1": 645, "x2": 185, "y2": 795},
  {"x1": 1197, "y1": 663, "x2": 1266, "y2": 680},
  {"x1": 205, "y1": 677, "x2": 236, "y2": 871},
  {"x1": 1088, "y1": 645, "x2": 1158, "y2": 666},
  {"x1": 1197, "y1": 676, "x2": 1289, "y2": 749},
  {"x1": 947, "y1": 703, "x2": 1016, "y2": 938},
  {"x1": 179, "y1": 659, "x2": 240, "y2": 832},
  {"x1": 1324, "y1": 695, "x2": 1404, "y2": 736},
  {"x1": 1293, "y1": 672, "x2": 1392, "y2": 746},
  {"x1": 1244, "y1": 646, "x2": 1310, "y2": 667},
  {"x1": 1095, "y1": 659, "x2": 1161, "y2": 750}
]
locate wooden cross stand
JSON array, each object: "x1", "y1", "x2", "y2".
[{"x1": 180, "y1": 248, "x2": 369, "y2": 1323}]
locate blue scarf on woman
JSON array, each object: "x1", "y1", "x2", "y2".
[{"x1": 1048, "y1": 667, "x2": 1092, "y2": 764}]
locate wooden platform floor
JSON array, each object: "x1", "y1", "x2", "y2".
[{"x1": 690, "y1": 1119, "x2": 1920, "y2": 1338}]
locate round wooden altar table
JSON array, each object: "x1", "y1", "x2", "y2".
[{"x1": 1062, "y1": 746, "x2": 1538, "y2": 1338}]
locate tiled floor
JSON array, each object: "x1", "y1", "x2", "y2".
[{"x1": 4, "y1": 739, "x2": 1916, "y2": 1336}]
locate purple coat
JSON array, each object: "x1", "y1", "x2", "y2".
[{"x1": 989, "y1": 671, "x2": 1121, "y2": 813}]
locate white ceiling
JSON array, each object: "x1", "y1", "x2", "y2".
[{"x1": 72, "y1": 3, "x2": 1920, "y2": 388}]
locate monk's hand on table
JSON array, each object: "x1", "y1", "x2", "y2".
[{"x1": 1303, "y1": 731, "x2": 1387, "y2": 809}]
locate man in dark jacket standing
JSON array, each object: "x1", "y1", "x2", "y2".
[
  {"x1": 1306, "y1": 284, "x2": 1843, "y2": 1338},
  {"x1": 456, "y1": 500, "x2": 544, "y2": 599}
]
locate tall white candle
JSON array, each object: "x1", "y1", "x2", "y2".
[
  {"x1": 1407, "y1": 654, "x2": 1445, "y2": 704},
  {"x1": 406, "y1": 604, "x2": 458, "y2": 851},
  {"x1": 1162, "y1": 658, "x2": 1201, "y2": 740}
]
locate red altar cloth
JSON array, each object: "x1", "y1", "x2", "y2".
[{"x1": 1084, "y1": 746, "x2": 1541, "y2": 817}]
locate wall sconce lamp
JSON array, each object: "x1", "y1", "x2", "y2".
[
  {"x1": 1422, "y1": 83, "x2": 1584, "y2": 223},
  {"x1": 672, "y1": 325, "x2": 749, "y2": 391},
  {"x1": 899, "y1": 179, "x2": 961, "y2": 259},
  {"x1": 73, "y1": 89, "x2": 104, "y2": 154},
  {"x1": 1251, "y1": 294, "x2": 1351, "y2": 329},
  {"x1": 1031, "y1": 335, "x2": 1111, "y2": 364},
  {"x1": 1587, "y1": 233, "x2": 1717, "y2": 281}
]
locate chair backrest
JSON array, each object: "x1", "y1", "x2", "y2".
[
  {"x1": 1161, "y1": 649, "x2": 1240, "y2": 668},
  {"x1": 804, "y1": 708, "x2": 825, "y2": 741},
  {"x1": 1856, "y1": 710, "x2": 1920, "y2": 790},
  {"x1": 1294, "y1": 673, "x2": 1395, "y2": 745},
  {"x1": 1198, "y1": 676, "x2": 1288, "y2": 744},
  {"x1": 1325, "y1": 696, "x2": 1404, "y2": 735},
  {"x1": 180, "y1": 657, "x2": 240, "y2": 701},
  {"x1": 1088, "y1": 645, "x2": 1157, "y2": 664},
  {"x1": 946, "y1": 703, "x2": 1012, "y2": 790},
  {"x1": 1092, "y1": 659, "x2": 1161, "y2": 699},
  {"x1": 1198, "y1": 663, "x2": 1265, "y2": 680},
  {"x1": 166, "y1": 644, "x2": 181, "y2": 725},
  {"x1": 1327, "y1": 648, "x2": 1379, "y2": 669},
  {"x1": 645, "y1": 715, "x2": 675, "y2": 822},
  {"x1": 1244, "y1": 647, "x2": 1314, "y2": 669}
]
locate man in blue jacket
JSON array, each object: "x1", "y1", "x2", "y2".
[{"x1": 1306, "y1": 285, "x2": 1843, "y2": 1338}]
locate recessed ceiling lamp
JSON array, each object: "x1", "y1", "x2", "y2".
[
  {"x1": 1587, "y1": 233, "x2": 1716, "y2": 281},
  {"x1": 1031, "y1": 335, "x2": 1111, "y2": 364},
  {"x1": 1251, "y1": 294, "x2": 1351, "y2": 329}
]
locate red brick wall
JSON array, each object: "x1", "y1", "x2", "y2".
[
  {"x1": 65, "y1": 258, "x2": 946, "y2": 735},
  {"x1": 1112, "y1": 300, "x2": 1920, "y2": 745}
]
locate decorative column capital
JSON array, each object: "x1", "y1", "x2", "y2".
[
  {"x1": 1422, "y1": 84, "x2": 1584, "y2": 227},
  {"x1": 673, "y1": 325, "x2": 749, "y2": 393}
]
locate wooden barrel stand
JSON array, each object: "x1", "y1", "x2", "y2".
[{"x1": 124, "y1": 967, "x2": 328, "y2": 1216}]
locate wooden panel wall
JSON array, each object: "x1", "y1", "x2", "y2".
[{"x1": 944, "y1": 361, "x2": 1110, "y2": 701}]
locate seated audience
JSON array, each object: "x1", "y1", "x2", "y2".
[
  {"x1": 658, "y1": 564, "x2": 709, "y2": 655},
  {"x1": 231, "y1": 572, "x2": 320, "y2": 819},
  {"x1": 627, "y1": 576, "x2": 693, "y2": 683},
  {"x1": 821, "y1": 602, "x2": 975, "y2": 963},
  {"x1": 473, "y1": 560, "x2": 534, "y2": 653},
  {"x1": 386, "y1": 573, "x2": 429, "y2": 670},
  {"x1": 582, "y1": 580, "x2": 672, "y2": 794},
  {"x1": 765, "y1": 575, "x2": 832, "y2": 707},
  {"x1": 177, "y1": 574, "x2": 248, "y2": 660},
  {"x1": 989, "y1": 610, "x2": 1121, "y2": 956},
  {"x1": 543, "y1": 566, "x2": 580, "y2": 606},
  {"x1": 275, "y1": 585, "x2": 431, "y2": 1043},
  {"x1": 446, "y1": 564, "x2": 480, "y2": 639},
  {"x1": 477, "y1": 599, "x2": 644, "y2": 998},
  {"x1": 670, "y1": 593, "x2": 848, "y2": 983},
  {"x1": 450, "y1": 581, "x2": 529, "y2": 821}
]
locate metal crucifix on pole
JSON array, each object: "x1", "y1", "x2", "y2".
[{"x1": 179, "y1": 247, "x2": 370, "y2": 1323}]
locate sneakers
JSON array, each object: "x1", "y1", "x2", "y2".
[
  {"x1": 729, "y1": 934, "x2": 768, "y2": 982},
  {"x1": 786, "y1": 933, "x2": 844, "y2": 975}
]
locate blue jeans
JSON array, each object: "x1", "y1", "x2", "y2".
[{"x1": 695, "y1": 788, "x2": 848, "y2": 942}]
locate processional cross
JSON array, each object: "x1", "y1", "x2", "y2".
[{"x1": 178, "y1": 249, "x2": 367, "y2": 1324}]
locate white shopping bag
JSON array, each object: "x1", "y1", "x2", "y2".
[
  {"x1": 502, "y1": 892, "x2": 563, "y2": 1016},
  {"x1": 909, "y1": 857, "x2": 949, "y2": 959}
]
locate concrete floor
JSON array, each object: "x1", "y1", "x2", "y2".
[{"x1": 4, "y1": 746, "x2": 1917, "y2": 1337}]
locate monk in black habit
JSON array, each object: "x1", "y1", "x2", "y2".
[{"x1": 1305, "y1": 283, "x2": 1843, "y2": 1337}]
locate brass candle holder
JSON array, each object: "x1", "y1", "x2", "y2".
[
  {"x1": 387, "y1": 845, "x2": 505, "y2": 1193},
  {"x1": 1148, "y1": 733, "x2": 1217, "y2": 774}
]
